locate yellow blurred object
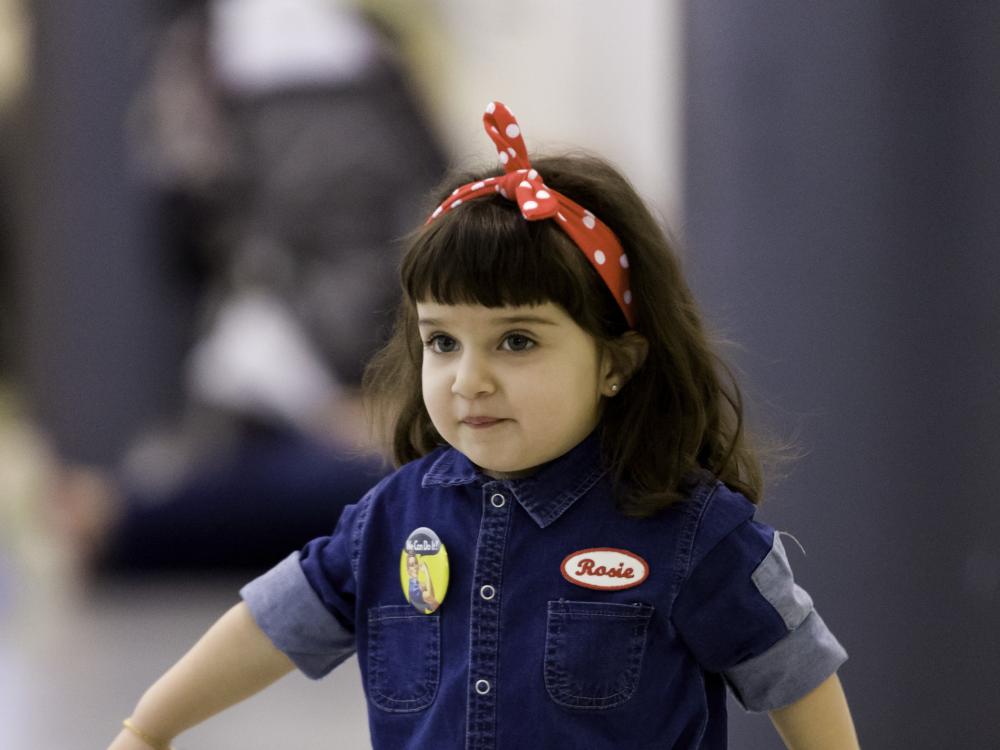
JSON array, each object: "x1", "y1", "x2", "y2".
[
  {"x1": 0, "y1": 0, "x2": 30, "y2": 109},
  {"x1": 353, "y1": 0, "x2": 452, "y2": 139}
]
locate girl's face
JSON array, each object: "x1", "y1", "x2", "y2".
[{"x1": 417, "y1": 301, "x2": 612, "y2": 478}]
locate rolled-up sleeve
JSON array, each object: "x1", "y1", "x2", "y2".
[
  {"x1": 241, "y1": 552, "x2": 356, "y2": 679},
  {"x1": 725, "y1": 606, "x2": 847, "y2": 711},
  {"x1": 672, "y1": 494, "x2": 847, "y2": 712},
  {"x1": 240, "y1": 494, "x2": 372, "y2": 679}
]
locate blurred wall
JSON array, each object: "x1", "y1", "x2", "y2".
[
  {"x1": 684, "y1": 1, "x2": 1000, "y2": 747},
  {"x1": 433, "y1": 0, "x2": 681, "y2": 224},
  {"x1": 17, "y1": 2, "x2": 186, "y2": 466}
]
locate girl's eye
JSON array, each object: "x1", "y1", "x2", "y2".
[
  {"x1": 425, "y1": 334, "x2": 458, "y2": 353},
  {"x1": 502, "y1": 333, "x2": 536, "y2": 352}
]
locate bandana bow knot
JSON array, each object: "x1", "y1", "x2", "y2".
[{"x1": 427, "y1": 101, "x2": 635, "y2": 327}]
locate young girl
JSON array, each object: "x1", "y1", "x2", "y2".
[{"x1": 109, "y1": 102, "x2": 858, "y2": 750}]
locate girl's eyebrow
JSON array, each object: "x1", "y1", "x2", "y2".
[{"x1": 417, "y1": 315, "x2": 559, "y2": 327}]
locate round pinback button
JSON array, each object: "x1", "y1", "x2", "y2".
[{"x1": 400, "y1": 527, "x2": 449, "y2": 614}]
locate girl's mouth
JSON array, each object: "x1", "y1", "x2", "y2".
[{"x1": 462, "y1": 417, "x2": 506, "y2": 428}]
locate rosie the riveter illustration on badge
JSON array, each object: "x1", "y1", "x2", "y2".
[{"x1": 400, "y1": 527, "x2": 449, "y2": 614}]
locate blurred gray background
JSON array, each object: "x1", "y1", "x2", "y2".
[
  {"x1": 685, "y1": 1, "x2": 1000, "y2": 746},
  {"x1": 2, "y1": 1, "x2": 998, "y2": 748}
]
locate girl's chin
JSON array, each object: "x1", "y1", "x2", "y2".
[
  {"x1": 480, "y1": 466, "x2": 537, "y2": 480},
  {"x1": 474, "y1": 456, "x2": 540, "y2": 480}
]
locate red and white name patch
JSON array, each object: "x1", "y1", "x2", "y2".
[{"x1": 560, "y1": 547, "x2": 649, "y2": 591}]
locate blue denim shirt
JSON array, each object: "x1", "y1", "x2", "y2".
[{"x1": 242, "y1": 429, "x2": 846, "y2": 749}]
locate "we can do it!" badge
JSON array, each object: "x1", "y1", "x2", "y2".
[{"x1": 400, "y1": 527, "x2": 449, "y2": 614}]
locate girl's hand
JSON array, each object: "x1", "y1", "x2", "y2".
[{"x1": 105, "y1": 603, "x2": 293, "y2": 750}]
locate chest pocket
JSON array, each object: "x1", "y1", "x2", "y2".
[
  {"x1": 543, "y1": 600, "x2": 654, "y2": 710},
  {"x1": 367, "y1": 605, "x2": 440, "y2": 713}
]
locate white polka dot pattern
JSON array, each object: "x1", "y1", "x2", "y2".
[{"x1": 425, "y1": 101, "x2": 636, "y2": 327}]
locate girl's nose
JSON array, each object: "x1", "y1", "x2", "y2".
[{"x1": 451, "y1": 353, "x2": 496, "y2": 398}]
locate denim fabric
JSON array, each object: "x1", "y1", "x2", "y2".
[
  {"x1": 750, "y1": 534, "x2": 814, "y2": 631},
  {"x1": 242, "y1": 427, "x2": 847, "y2": 749},
  {"x1": 724, "y1": 610, "x2": 847, "y2": 711},
  {"x1": 367, "y1": 604, "x2": 441, "y2": 712},
  {"x1": 240, "y1": 552, "x2": 356, "y2": 679},
  {"x1": 543, "y1": 600, "x2": 655, "y2": 709}
]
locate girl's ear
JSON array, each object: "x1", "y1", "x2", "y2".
[{"x1": 601, "y1": 331, "x2": 649, "y2": 396}]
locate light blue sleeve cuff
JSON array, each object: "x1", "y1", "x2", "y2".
[
  {"x1": 752, "y1": 533, "x2": 814, "y2": 630},
  {"x1": 724, "y1": 609, "x2": 848, "y2": 712},
  {"x1": 240, "y1": 552, "x2": 357, "y2": 680}
]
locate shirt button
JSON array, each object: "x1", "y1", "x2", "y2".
[
  {"x1": 490, "y1": 493, "x2": 506, "y2": 508},
  {"x1": 475, "y1": 679, "x2": 491, "y2": 695},
  {"x1": 480, "y1": 584, "x2": 496, "y2": 600}
]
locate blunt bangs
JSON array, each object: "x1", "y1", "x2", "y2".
[
  {"x1": 366, "y1": 152, "x2": 767, "y2": 516},
  {"x1": 402, "y1": 196, "x2": 621, "y2": 329}
]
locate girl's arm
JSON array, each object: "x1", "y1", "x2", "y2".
[
  {"x1": 768, "y1": 673, "x2": 860, "y2": 750},
  {"x1": 108, "y1": 602, "x2": 295, "y2": 750}
]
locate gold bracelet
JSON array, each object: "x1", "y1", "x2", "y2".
[{"x1": 121, "y1": 718, "x2": 175, "y2": 750}]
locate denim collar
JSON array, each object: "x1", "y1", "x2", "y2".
[{"x1": 421, "y1": 427, "x2": 608, "y2": 529}]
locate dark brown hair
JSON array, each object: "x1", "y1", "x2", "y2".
[{"x1": 363, "y1": 153, "x2": 763, "y2": 516}]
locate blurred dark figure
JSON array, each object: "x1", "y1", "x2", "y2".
[
  {"x1": 0, "y1": 137, "x2": 14, "y2": 378},
  {"x1": 0, "y1": 0, "x2": 28, "y2": 380},
  {"x1": 53, "y1": 0, "x2": 446, "y2": 573}
]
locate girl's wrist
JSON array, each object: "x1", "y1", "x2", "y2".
[{"x1": 121, "y1": 718, "x2": 176, "y2": 750}]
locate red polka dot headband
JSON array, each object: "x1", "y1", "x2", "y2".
[{"x1": 426, "y1": 101, "x2": 635, "y2": 328}]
